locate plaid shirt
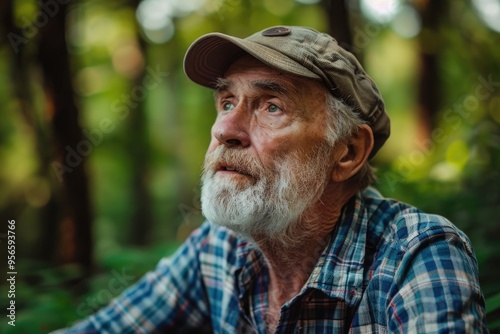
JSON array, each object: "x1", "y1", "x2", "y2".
[{"x1": 59, "y1": 188, "x2": 488, "y2": 333}]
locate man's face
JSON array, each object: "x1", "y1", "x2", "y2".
[{"x1": 200, "y1": 55, "x2": 337, "y2": 240}]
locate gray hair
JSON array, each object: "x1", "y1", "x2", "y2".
[{"x1": 324, "y1": 93, "x2": 377, "y2": 190}]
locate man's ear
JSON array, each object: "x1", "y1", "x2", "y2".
[{"x1": 331, "y1": 124, "x2": 374, "y2": 182}]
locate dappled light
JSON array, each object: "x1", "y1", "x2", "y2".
[
  {"x1": 473, "y1": 0, "x2": 500, "y2": 33},
  {"x1": 360, "y1": 0, "x2": 401, "y2": 23},
  {"x1": 0, "y1": 0, "x2": 499, "y2": 332}
]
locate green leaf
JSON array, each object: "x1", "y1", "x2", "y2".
[{"x1": 486, "y1": 292, "x2": 500, "y2": 314}]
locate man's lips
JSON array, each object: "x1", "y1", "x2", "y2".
[{"x1": 216, "y1": 164, "x2": 253, "y2": 177}]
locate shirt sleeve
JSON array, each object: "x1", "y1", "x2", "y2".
[
  {"x1": 386, "y1": 214, "x2": 489, "y2": 333},
  {"x1": 54, "y1": 222, "x2": 213, "y2": 334}
]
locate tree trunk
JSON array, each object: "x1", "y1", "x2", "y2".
[
  {"x1": 38, "y1": 1, "x2": 93, "y2": 274},
  {"x1": 322, "y1": 0, "x2": 353, "y2": 51},
  {"x1": 1, "y1": 0, "x2": 63, "y2": 264},
  {"x1": 415, "y1": 0, "x2": 445, "y2": 142},
  {"x1": 127, "y1": 0, "x2": 153, "y2": 246}
]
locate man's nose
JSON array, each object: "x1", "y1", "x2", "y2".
[{"x1": 211, "y1": 106, "x2": 250, "y2": 147}]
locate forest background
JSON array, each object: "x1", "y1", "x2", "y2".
[{"x1": 0, "y1": 0, "x2": 499, "y2": 332}]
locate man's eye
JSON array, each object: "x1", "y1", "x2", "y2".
[
  {"x1": 267, "y1": 104, "x2": 281, "y2": 113},
  {"x1": 222, "y1": 102, "x2": 234, "y2": 111}
]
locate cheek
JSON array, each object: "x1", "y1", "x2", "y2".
[
  {"x1": 250, "y1": 131, "x2": 302, "y2": 166},
  {"x1": 256, "y1": 121, "x2": 327, "y2": 155},
  {"x1": 269, "y1": 133, "x2": 329, "y2": 169},
  {"x1": 250, "y1": 126, "x2": 289, "y2": 155}
]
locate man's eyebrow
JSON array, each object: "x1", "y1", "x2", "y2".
[
  {"x1": 215, "y1": 77, "x2": 232, "y2": 92},
  {"x1": 214, "y1": 77, "x2": 291, "y2": 95},
  {"x1": 252, "y1": 80, "x2": 288, "y2": 94}
]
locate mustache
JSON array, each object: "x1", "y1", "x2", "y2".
[{"x1": 203, "y1": 146, "x2": 266, "y2": 179}]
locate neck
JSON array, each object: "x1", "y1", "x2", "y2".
[{"x1": 251, "y1": 184, "x2": 357, "y2": 305}]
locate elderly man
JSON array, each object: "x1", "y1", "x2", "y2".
[{"x1": 58, "y1": 26, "x2": 488, "y2": 333}]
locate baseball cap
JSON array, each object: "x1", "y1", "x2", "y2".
[{"x1": 183, "y1": 26, "x2": 390, "y2": 158}]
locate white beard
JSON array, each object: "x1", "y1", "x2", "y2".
[{"x1": 200, "y1": 142, "x2": 333, "y2": 241}]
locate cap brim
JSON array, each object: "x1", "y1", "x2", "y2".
[{"x1": 183, "y1": 32, "x2": 320, "y2": 89}]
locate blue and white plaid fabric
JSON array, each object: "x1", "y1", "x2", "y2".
[{"x1": 59, "y1": 187, "x2": 488, "y2": 333}]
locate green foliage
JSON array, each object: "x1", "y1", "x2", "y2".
[
  {"x1": 0, "y1": 244, "x2": 181, "y2": 333},
  {"x1": 0, "y1": 0, "x2": 499, "y2": 332}
]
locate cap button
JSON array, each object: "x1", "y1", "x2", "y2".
[{"x1": 262, "y1": 27, "x2": 291, "y2": 37}]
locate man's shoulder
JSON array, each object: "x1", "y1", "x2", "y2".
[{"x1": 361, "y1": 187, "x2": 472, "y2": 253}]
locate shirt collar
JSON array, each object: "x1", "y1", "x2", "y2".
[
  {"x1": 235, "y1": 240, "x2": 267, "y2": 300},
  {"x1": 305, "y1": 192, "x2": 369, "y2": 307}
]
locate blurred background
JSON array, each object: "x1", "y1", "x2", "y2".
[{"x1": 0, "y1": 0, "x2": 499, "y2": 332}]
